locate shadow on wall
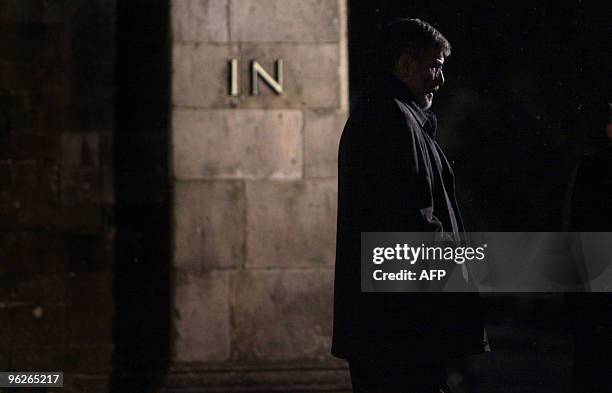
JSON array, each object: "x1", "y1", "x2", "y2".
[{"x1": 111, "y1": 0, "x2": 171, "y2": 391}]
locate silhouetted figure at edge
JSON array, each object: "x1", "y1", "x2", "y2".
[
  {"x1": 332, "y1": 19, "x2": 489, "y2": 393},
  {"x1": 566, "y1": 103, "x2": 612, "y2": 393}
]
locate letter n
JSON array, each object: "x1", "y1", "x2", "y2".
[{"x1": 251, "y1": 59, "x2": 283, "y2": 95}]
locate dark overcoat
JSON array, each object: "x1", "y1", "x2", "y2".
[
  {"x1": 566, "y1": 146, "x2": 612, "y2": 391},
  {"x1": 569, "y1": 145, "x2": 612, "y2": 232},
  {"x1": 332, "y1": 75, "x2": 488, "y2": 361}
]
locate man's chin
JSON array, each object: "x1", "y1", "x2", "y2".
[{"x1": 418, "y1": 96, "x2": 433, "y2": 109}]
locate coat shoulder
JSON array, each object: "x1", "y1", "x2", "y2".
[{"x1": 348, "y1": 95, "x2": 419, "y2": 136}]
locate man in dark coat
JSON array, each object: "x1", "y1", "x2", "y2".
[
  {"x1": 566, "y1": 103, "x2": 612, "y2": 393},
  {"x1": 332, "y1": 19, "x2": 488, "y2": 392}
]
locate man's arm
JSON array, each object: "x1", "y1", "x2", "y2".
[{"x1": 362, "y1": 98, "x2": 444, "y2": 233}]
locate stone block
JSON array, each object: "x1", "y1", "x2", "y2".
[
  {"x1": 16, "y1": 205, "x2": 105, "y2": 233},
  {"x1": 63, "y1": 346, "x2": 113, "y2": 374},
  {"x1": 39, "y1": 234, "x2": 69, "y2": 274},
  {"x1": 1, "y1": 1, "x2": 60, "y2": 25},
  {"x1": 0, "y1": 91, "x2": 31, "y2": 132},
  {"x1": 10, "y1": 162, "x2": 41, "y2": 204},
  {"x1": 173, "y1": 270, "x2": 230, "y2": 362},
  {"x1": 101, "y1": 167, "x2": 114, "y2": 205},
  {"x1": 246, "y1": 180, "x2": 337, "y2": 267},
  {"x1": 67, "y1": 272, "x2": 113, "y2": 345},
  {"x1": 0, "y1": 136, "x2": 8, "y2": 160},
  {"x1": 60, "y1": 133, "x2": 100, "y2": 168},
  {"x1": 174, "y1": 181, "x2": 245, "y2": 268},
  {"x1": 10, "y1": 132, "x2": 57, "y2": 161},
  {"x1": 65, "y1": 1, "x2": 115, "y2": 65},
  {"x1": 39, "y1": 164, "x2": 60, "y2": 204},
  {"x1": 172, "y1": 43, "x2": 238, "y2": 108},
  {"x1": 172, "y1": 109, "x2": 302, "y2": 179},
  {"x1": 0, "y1": 351, "x2": 6, "y2": 371},
  {"x1": 30, "y1": 74, "x2": 75, "y2": 134},
  {"x1": 304, "y1": 110, "x2": 347, "y2": 178},
  {"x1": 63, "y1": 375, "x2": 113, "y2": 393},
  {"x1": 0, "y1": 163, "x2": 9, "y2": 189},
  {"x1": 99, "y1": 132, "x2": 112, "y2": 167},
  {"x1": 0, "y1": 309, "x2": 8, "y2": 367},
  {"x1": 172, "y1": 0, "x2": 228, "y2": 42},
  {"x1": 0, "y1": 0, "x2": 44, "y2": 24},
  {"x1": 59, "y1": 168, "x2": 100, "y2": 206},
  {"x1": 5, "y1": 275, "x2": 66, "y2": 304},
  {"x1": 0, "y1": 24, "x2": 63, "y2": 65},
  {"x1": 11, "y1": 345, "x2": 68, "y2": 372},
  {"x1": 172, "y1": 43, "x2": 341, "y2": 109},
  {"x1": 0, "y1": 232, "x2": 40, "y2": 276},
  {"x1": 231, "y1": 269, "x2": 334, "y2": 361},
  {"x1": 240, "y1": 44, "x2": 341, "y2": 109},
  {"x1": 8, "y1": 305, "x2": 67, "y2": 348},
  {"x1": 230, "y1": 0, "x2": 340, "y2": 42}
]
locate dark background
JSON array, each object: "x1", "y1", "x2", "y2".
[
  {"x1": 348, "y1": 1, "x2": 610, "y2": 391},
  {"x1": 349, "y1": 0, "x2": 611, "y2": 232}
]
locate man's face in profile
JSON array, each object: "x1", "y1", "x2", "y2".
[{"x1": 396, "y1": 47, "x2": 446, "y2": 109}]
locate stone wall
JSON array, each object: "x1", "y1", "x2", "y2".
[
  {"x1": 0, "y1": 1, "x2": 116, "y2": 391},
  {"x1": 169, "y1": 0, "x2": 350, "y2": 390},
  {"x1": 0, "y1": 1, "x2": 349, "y2": 390}
]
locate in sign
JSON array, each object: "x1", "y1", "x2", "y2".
[{"x1": 229, "y1": 59, "x2": 284, "y2": 96}]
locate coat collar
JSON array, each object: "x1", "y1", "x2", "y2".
[
  {"x1": 382, "y1": 74, "x2": 427, "y2": 127},
  {"x1": 379, "y1": 74, "x2": 436, "y2": 138}
]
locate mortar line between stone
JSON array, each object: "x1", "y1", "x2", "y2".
[
  {"x1": 226, "y1": 0, "x2": 232, "y2": 41},
  {"x1": 302, "y1": 110, "x2": 306, "y2": 179},
  {"x1": 172, "y1": 40, "x2": 340, "y2": 45},
  {"x1": 242, "y1": 178, "x2": 248, "y2": 270}
]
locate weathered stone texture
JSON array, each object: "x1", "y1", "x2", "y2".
[
  {"x1": 6, "y1": 131, "x2": 56, "y2": 161},
  {"x1": 4, "y1": 162, "x2": 57, "y2": 205},
  {"x1": 4, "y1": 274, "x2": 67, "y2": 304},
  {"x1": 67, "y1": 272, "x2": 113, "y2": 345},
  {"x1": 172, "y1": 43, "x2": 341, "y2": 109},
  {"x1": 239, "y1": 44, "x2": 341, "y2": 109},
  {"x1": 231, "y1": 269, "x2": 334, "y2": 361},
  {"x1": 60, "y1": 133, "x2": 100, "y2": 168},
  {"x1": 230, "y1": 0, "x2": 340, "y2": 43},
  {"x1": 0, "y1": 232, "x2": 41, "y2": 276},
  {"x1": 172, "y1": 43, "x2": 239, "y2": 108},
  {"x1": 246, "y1": 180, "x2": 337, "y2": 267},
  {"x1": 63, "y1": 346, "x2": 114, "y2": 374},
  {"x1": 172, "y1": 0, "x2": 229, "y2": 42},
  {"x1": 8, "y1": 305, "x2": 67, "y2": 348},
  {"x1": 39, "y1": 234, "x2": 69, "y2": 274},
  {"x1": 304, "y1": 110, "x2": 347, "y2": 178},
  {"x1": 60, "y1": 168, "x2": 101, "y2": 206},
  {"x1": 167, "y1": 0, "x2": 348, "y2": 383},
  {"x1": 63, "y1": 375, "x2": 112, "y2": 393},
  {"x1": 174, "y1": 181, "x2": 245, "y2": 268},
  {"x1": 173, "y1": 109, "x2": 303, "y2": 179},
  {"x1": 173, "y1": 270, "x2": 230, "y2": 362}
]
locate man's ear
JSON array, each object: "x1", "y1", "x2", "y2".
[{"x1": 396, "y1": 52, "x2": 416, "y2": 78}]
